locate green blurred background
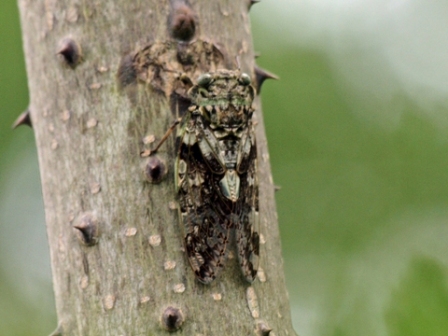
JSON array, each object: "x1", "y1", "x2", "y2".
[{"x1": 2, "y1": 1, "x2": 448, "y2": 335}]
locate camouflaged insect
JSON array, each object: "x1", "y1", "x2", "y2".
[{"x1": 175, "y1": 69, "x2": 260, "y2": 284}]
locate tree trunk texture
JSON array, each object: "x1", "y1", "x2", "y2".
[{"x1": 18, "y1": 0, "x2": 296, "y2": 335}]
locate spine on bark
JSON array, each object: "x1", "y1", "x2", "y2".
[{"x1": 57, "y1": 37, "x2": 83, "y2": 68}]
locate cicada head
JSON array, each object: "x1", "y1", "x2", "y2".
[{"x1": 188, "y1": 70, "x2": 255, "y2": 128}]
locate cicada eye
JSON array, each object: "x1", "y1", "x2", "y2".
[
  {"x1": 239, "y1": 73, "x2": 251, "y2": 86},
  {"x1": 197, "y1": 73, "x2": 213, "y2": 87}
]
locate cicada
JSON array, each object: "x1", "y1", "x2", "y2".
[{"x1": 152, "y1": 69, "x2": 260, "y2": 284}]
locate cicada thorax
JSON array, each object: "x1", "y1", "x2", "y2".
[
  {"x1": 176, "y1": 69, "x2": 260, "y2": 284},
  {"x1": 188, "y1": 71, "x2": 255, "y2": 202}
]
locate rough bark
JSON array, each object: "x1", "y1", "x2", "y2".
[{"x1": 18, "y1": 0, "x2": 296, "y2": 335}]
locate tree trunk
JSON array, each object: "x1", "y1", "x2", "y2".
[{"x1": 18, "y1": 0, "x2": 296, "y2": 335}]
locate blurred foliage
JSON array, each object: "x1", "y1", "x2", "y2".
[
  {"x1": 386, "y1": 258, "x2": 448, "y2": 336},
  {"x1": 2, "y1": 1, "x2": 448, "y2": 335},
  {"x1": 0, "y1": 0, "x2": 28, "y2": 158}
]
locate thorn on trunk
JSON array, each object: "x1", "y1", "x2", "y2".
[
  {"x1": 12, "y1": 109, "x2": 32, "y2": 129},
  {"x1": 169, "y1": 2, "x2": 196, "y2": 41},
  {"x1": 145, "y1": 156, "x2": 167, "y2": 184},
  {"x1": 161, "y1": 306, "x2": 184, "y2": 332},
  {"x1": 256, "y1": 321, "x2": 272, "y2": 335},
  {"x1": 48, "y1": 322, "x2": 63, "y2": 336},
  {"x1": 248, "y1": 0, "x2": 261, "y2": 10},
  {"x1": 254, "y1": 65, "x2": 278, "y2": 94},
  {"x1": 73, "y1": 212, "x2": 99, "y2": 246},
  {"x1": 57, "y1": 37, "x2": 82, "y2": 67}
]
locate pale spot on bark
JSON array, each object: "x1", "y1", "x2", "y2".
[
  {"x1": 246, "y1": 286, "x2": 259, "y2": 318},
  {"x1": 86, "y1": 118, "x2": 98, "y2": 128},
  {"x1": 149, "y1": 235, "x2": 161, "y2": 246},
  {"x1": 164, "y1": 260, "x2": 176, "y2": 270},
  {"x1": 125, "y1": 227, "x2": 137, "y2": 236},
  {"x1": 104, "y1": 295, "x2": 115, "y2": 310},
  {"x1": 173, "y1": 283, "x2": 185, "y2": 293}
]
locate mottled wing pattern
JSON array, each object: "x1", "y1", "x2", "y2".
[
  {"x1": 235, "y1": 126, "x2": 260, "y2": 282},
  {"x1": 174, "y1": 70, "x2": 259, "y2": 284},
  {"x1": 176, "y1": 113, "x2": 230, "y2": 284}
]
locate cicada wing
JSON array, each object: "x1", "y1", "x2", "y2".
[
  {"x1": 177, "y1": 119, "x2": 230, "y2": 284},
  {"x1": 235, "y1": 142, "x2": 260, "y2": 282},
  {"x1": 183, "y1": 203, "x2": 229, "y2": 284}
]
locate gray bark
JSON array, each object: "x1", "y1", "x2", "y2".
[{"x1": 18, "y1": 0, "x2": 296, "y2": 334}]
